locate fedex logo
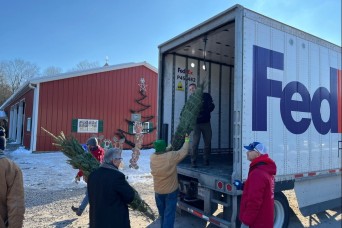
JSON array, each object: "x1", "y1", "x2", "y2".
[{"x1": 252, "y1": 45, "x2": 342, "y2": 135}]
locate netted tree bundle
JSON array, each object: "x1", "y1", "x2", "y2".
[
  {"x1": 41, "y1": 127, "x2": 156, "y2": 221},
  {"x1": 171, "y1": 82, "x2": 204, "y2": 150}
]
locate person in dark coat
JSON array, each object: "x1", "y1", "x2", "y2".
[
  {"x1": 0, "y1": 127, "x2": 5, "y2": 151},
  {"x1": 188, "y1": 83, "x2": 215, "y2": 167},
  {"x1": 87, "y1": 148, "x2": 135, "y2": 228}
]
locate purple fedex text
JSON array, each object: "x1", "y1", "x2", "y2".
[{"x1": 252, "y1": 45, "x2": 340, "y2": 135}]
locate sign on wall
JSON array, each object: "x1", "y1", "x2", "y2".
[
  {"x1": 71, "y1": 119, "x2": 103, "y2": 133},
  {"x1": 175, "y1": 67, "x2": 196, "y2": 91},
  {"x1": 78, "y1": 119, "x2": 98, "y2": 133}
]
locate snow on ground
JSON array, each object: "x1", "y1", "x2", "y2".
[{"x1": 6, "y1": 146, "x2": 154, "y2": 191}]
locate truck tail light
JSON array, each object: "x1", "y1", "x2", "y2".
[
  {"x1": 226, "y1": 184, "x2": 232, "y2": 192},
  {"x1": 217, "y1": 181, "x2": 223, "y2": 189}
]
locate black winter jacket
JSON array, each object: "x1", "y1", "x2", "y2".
[
  {"x1": 0, "y1": 136, "x2": 5, "y2": 150},
  {"x1": 197, "y1": 92, "x2": 215, "y2": 123},
  {"x1": 88, "y1": 166, "x2": 135, "y2": 228}
]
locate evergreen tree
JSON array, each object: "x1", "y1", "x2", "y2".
[
  {"x1": 171, "y1": 82, "x2": 204, "y2": 150},
  {"x1": 42, "y1": 127, "x2": 155, "y2": 221},
  {"x1": 117, "y1": 78, "x2": 155, "y2": 148}
]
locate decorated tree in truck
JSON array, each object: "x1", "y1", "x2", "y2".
[{"x1": 116, "y1": 77, "x2": 155, "y2": 169}]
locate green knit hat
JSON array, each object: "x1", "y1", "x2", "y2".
[{"x1": 154, "y1": 140, "x2": 167, "y2": 154}]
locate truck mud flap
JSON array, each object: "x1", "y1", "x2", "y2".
[{"x1": 177, "y1": 201, "x2": 230, "y2": 228}]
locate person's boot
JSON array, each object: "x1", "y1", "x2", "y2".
[
  {"x1": 72, "y1": 206, "x2": 82, "y2": 216},
  {"x1": 76, "y1": 209, "x2": 82, "y2": 216},
  {"x1": 71, "y1": 206, "x2": 78, "y2": 213}
]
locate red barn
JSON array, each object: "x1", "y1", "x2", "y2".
[{"x1": 0, "y1": 62, "x2": 158, "y2": 152}]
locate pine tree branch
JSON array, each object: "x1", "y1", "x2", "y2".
[
  {"x1": 130, "y1": 106, "x2": 149, "y2": 113},
  {"x1": 141, "y1": 115, "x2": 154, "y2": 122},
  {"x1": 117, "y1": 129, "x2": 135, "y2": 148},
  {"x1": 171, "y1": 82, "x2": 205, "y2": 150},
  {"x1": 141, "y1": 142, "x2": 153, "y2": 149},
  {"x1": 136, "y1": 100, "x2": 150, "y2": 108},
  {"x1": 136, "y1": 91, "x2": 147, "y2": 102},
  {"x1": 41, "y1": 127, "x2": 155, "y2": 220}
]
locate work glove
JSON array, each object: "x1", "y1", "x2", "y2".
[
  {"x1": 233, "y1": 180, "x2": 244, "y2": 190},
  {"x1": 185, "y1": 134, "x2": 190, "y2": 142}
]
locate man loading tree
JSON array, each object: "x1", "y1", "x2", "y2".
[{"x1": 188, "y1": 83, "x2": 215, "y2": 167}]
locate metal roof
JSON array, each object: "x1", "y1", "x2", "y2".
[{"x1": 0, "y1": 62, "x2": 157, "y2": 110}]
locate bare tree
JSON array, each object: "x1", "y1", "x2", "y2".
[
  {"x1": 43, "y1": 66, "x2": 63, "y2": 76},
  {"x1": 0, "y1": 59, "x2": 40, "y2": 93},
  {"x1": 69, "y1": 60, "x2": 100, "y2": 72},
  {"x1": 0, "y1": 75, "x2": 12, "y2": 106}
]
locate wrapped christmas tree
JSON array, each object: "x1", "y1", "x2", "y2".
[
  {"x1": 41, "y1": 127, "x2": 155, "y2": 221},
  {"x1": 171, "y1": 82, "x2": 204, "y2": 151}
]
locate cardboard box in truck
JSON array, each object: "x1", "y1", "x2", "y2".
[{"x1": 157, "y1": 4, "x2": 341, "y2": 228}]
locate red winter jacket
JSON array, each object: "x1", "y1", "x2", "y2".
[
  {"x1": 239, "y1": 154, "x2": 276, "y2": 228},
  {"x1": 77, "y1": 146, "x2": 105, "y2": 178}
]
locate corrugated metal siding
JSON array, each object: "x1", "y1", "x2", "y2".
[
  {"x1": 36, "y1": 65, "x2": 158, "y2": 151},
  {"x1": 4, "y1": 89, "x2": 34, "y2": 149}
]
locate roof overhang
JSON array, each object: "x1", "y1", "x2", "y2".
[
  {"x1": 0, "y1": 82, "x2": 33, "y2": 110},
  {"x1": 0, "y1": 110, "x2": 7, "y2": 119},
  {"x1": 30, "y1": 61, "x2": 157, "y2": 84},
  {"x1": 0, "y1": 62, "x2": 157, "y2": 111}
]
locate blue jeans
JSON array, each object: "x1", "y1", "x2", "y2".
[
  {"x1": 78, "y1": 189, "x2": 88, "y2": 214},
  {"x1": 155, "y1": 189, "x2": 178, "y2": 228}
]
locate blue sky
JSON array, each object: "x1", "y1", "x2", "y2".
[{"x1": 0, "y1": 0, "x2": 341, "y2": 72}]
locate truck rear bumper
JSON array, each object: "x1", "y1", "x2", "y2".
[{"x1": 177, "y1": 200, "x2": 231, "y2": 228}]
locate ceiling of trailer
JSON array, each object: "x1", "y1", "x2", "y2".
[{"x1": 169, "y1": 23, "x2": 235, "y2": 66}]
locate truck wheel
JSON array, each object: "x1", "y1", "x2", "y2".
[{"x1": 274, "y1": 192, "x2": 290, "y2": 228}]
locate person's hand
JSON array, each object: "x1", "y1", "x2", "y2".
[
  {"x1": 233, "y1": 180, "x2": 244, "y2": 190},
  {"x1": 185, "y1": 134, "x2": 190, "y2": 142}
]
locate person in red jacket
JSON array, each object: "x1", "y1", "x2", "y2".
[
  {"x1": 71, "y1": 137, "x2": 104, "y2": 216},
  {"x1": 235, "y1": 142, "x2": 277, "y2": 228}
]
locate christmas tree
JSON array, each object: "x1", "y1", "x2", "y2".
[
  {"x1": 171, "y1": 82, "x2": 204, "y2": 150},
  {"x1": 117, "y1": 77, "x2": 155, "y2": 169},
  {"x1": 41, "y1": 127, "x2": 155, "y2": 221}
]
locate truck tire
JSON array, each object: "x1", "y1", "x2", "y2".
[{"x1": 274, "y1": 192, "x2": 290, "y2": 228}]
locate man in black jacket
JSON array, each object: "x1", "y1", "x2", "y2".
[
  {"x1": 87, "y1": 148, "x2": 135, "y2": 228},
  {"x1": 189, "y1": 83, "x2": 215, "y2": 167},
  {"x1": 0, "y1": 127, "x2": 5, "y2": 151}
]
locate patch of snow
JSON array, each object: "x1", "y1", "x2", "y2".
[{"x1": 6, "y1": 147, "x2": 155, "y2": 191}]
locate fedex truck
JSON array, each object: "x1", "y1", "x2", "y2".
[{"x1": 157, "y1": 4, "x2": 341, "y2": 228}]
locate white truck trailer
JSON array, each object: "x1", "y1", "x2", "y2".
[{"x1": 157, "y1": 4, "x2": 341, "y2": 228}]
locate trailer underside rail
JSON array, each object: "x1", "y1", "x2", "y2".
[{"x1": 177, "y1": 200, "x2": 231, "y2": 228}]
